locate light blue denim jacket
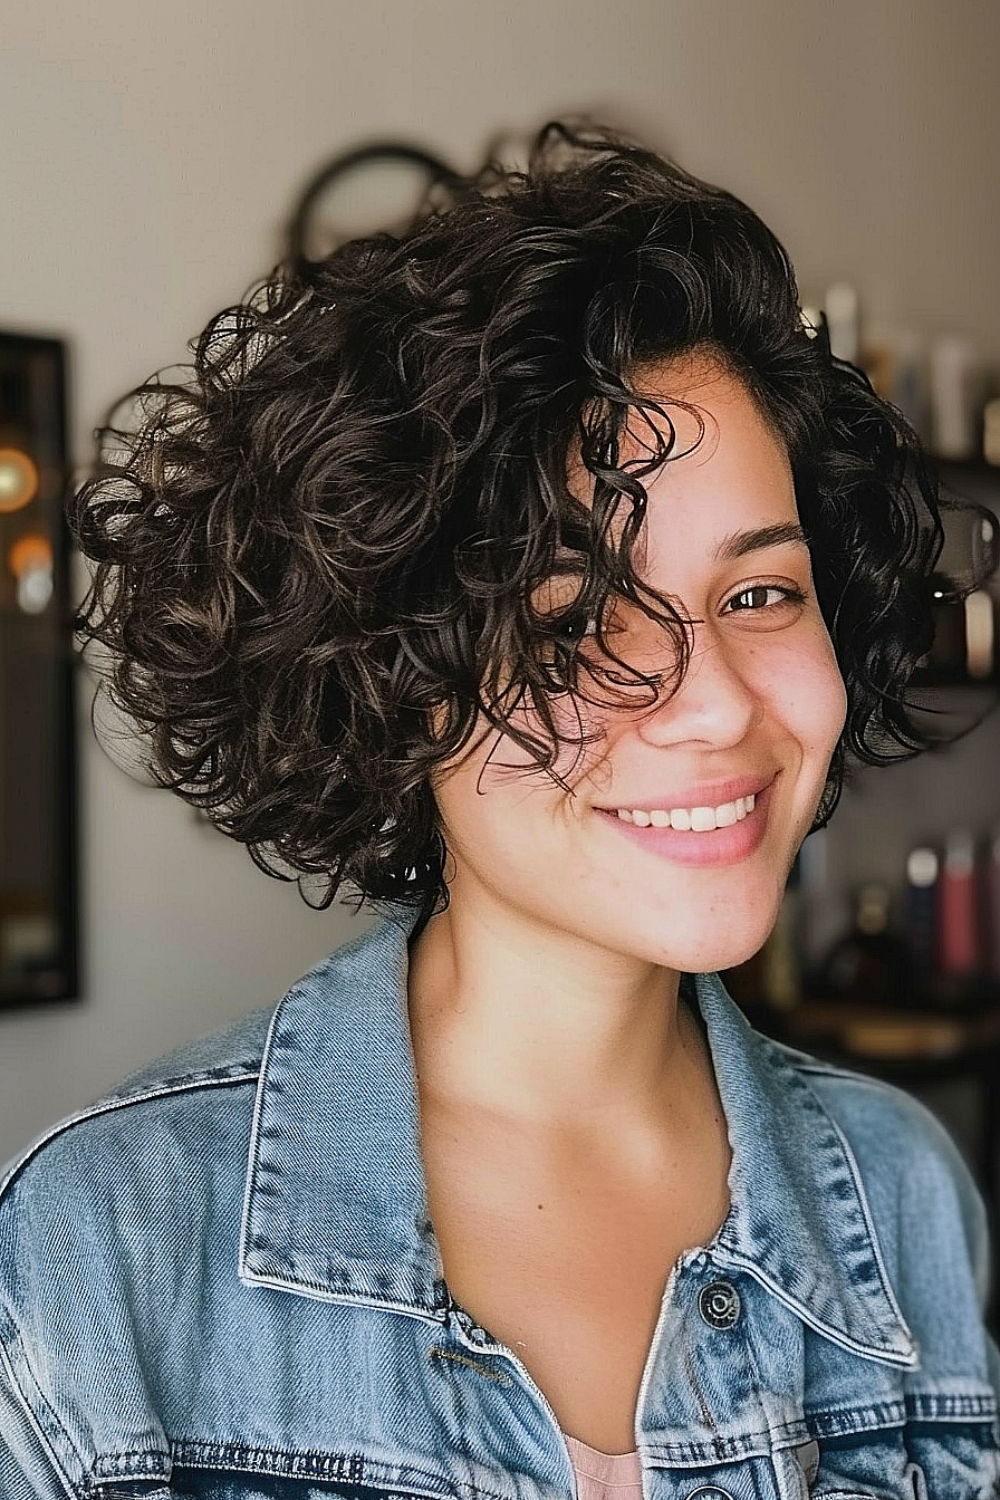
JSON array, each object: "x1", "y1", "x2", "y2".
[{"x1": 1, "y1": 906, "x2": 999, "y2": 1500}]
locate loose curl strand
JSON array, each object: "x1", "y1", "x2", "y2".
[{"x1": 67, "y1": 119, "x2": 993, "y2": 920}]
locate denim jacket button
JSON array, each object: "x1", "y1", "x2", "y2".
[
  {"x1": 684, "y1": 1488, "x2": 734, "y2": 1500},
  {"x1": 697, "y1": 1279, "x2": 741, "y2": 1329}
]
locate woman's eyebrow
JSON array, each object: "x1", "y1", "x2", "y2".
[
  {"x1": 713, "y1": 522, "x2": 809, "y2": 561},
  {"x1": 548, "y1": 523, "x2": 809, "y2": 572}
]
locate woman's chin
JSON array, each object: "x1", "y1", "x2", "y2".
[{"x1": 642, "y1": 914, "x2": 783, "y2": 977}]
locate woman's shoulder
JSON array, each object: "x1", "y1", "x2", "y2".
[
  {"x1": 0, "y1": 920, "x2": 378, "y2": 1201},
  {"x1": 766, "y1": 1031, "x2": 979, "y2": 1182},
  {"x1": 761, "y1": 1032, "x2": 993, "y2": 1305},
  {"x1": 0, "y1": 996, "x2": 289, "y2": 1453},
  {"x1": 0, "y1": 997, "x2": 277, "y2": 1226},
  {"x1": 0, "y1": 913, "x2": 400, "y2": 1244}
]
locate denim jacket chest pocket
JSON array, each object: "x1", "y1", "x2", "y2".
[{"x1": 591, "y1": 1256, "x2": 995, "y2": 1500}]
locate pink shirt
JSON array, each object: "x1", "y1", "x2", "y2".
[{"x1": 564, "y1": 1433, "x2": 643, "y2": 1500}]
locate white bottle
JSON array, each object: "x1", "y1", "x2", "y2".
[
  {"x1": 824, "y1": 283, "x2": 859, "y2": 364},
  {"x1": 929, "y1": 335, "x2": 982, "y2": 460}
]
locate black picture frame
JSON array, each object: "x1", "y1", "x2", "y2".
[{"x1": 0, "y1": 330, "x2": 78, "y2": 1007}]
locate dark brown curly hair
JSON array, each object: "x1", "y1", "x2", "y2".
[{"x1": 66, "y1": 120, "x2": 988, "y2": 920}]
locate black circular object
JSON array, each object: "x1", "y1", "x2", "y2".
[
  {"x1": 286, "y1": 140, "x2": 461, "y2": 270},
  {"x1": 698, "y1": 1279, "x2": 741, "y2": 1330}
]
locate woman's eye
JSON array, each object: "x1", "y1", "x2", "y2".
[
  {"x1": 559, "y1": 611, "x2": 600, "y2": 640},
  {"x1": 725, "y1": 584, "x2": 806, "y2": 613}
]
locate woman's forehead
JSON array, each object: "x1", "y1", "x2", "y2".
[
  {"x1": 567, "y1": 357, "x2": 786, "y2": 485},
  {"x1": 560, "y1": 373, "x2": 796, "y2": 569}
]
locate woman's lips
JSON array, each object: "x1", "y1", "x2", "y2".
[{"x1": 595, "y1": 777, "x2": 775, "y2": 867}]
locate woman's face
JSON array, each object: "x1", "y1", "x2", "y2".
[{"x1": 430, "y1": 358, "x2": 847, "y2": 974}]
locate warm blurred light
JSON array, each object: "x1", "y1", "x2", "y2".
[
  {"x1": 0, "y1": 447, "x2": 39, "y2": 513},
  {"x1": 9, "y1": 532, "x2": 51, "y2": 576},
  {"x1": 965, "y1": 589, "x2": 994, "y2": 679},
  {"x1": 8, "y1": 531, "x2": 53, "y2": 614}
]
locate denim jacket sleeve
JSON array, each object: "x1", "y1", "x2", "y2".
[
  {"x1": 799, "y1": 1055, "x2": 1000, "y2": 1493},
  {"x1": 0, "y1": 1142, "x2": 89, "y2": 1500},
  {"x1": 0, "y1": 1080, "x2": 234, "y2": 1500},
  {"x1": 0, "y1": 1342, "x2": 73, "y2": 1500}
]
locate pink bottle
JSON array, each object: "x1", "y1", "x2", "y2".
[
  {"x1": 936, "y1": 829, "x2": 979, "y2": 983},
  {"x1": 979, "y1": 826, "x2": 1000, "y2": 983}
]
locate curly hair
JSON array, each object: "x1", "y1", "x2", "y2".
[{"x1": 66, "y1": 120, "x2": 989, "y2": 920}]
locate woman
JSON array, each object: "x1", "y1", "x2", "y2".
[{"x1": 1, "y1": 122, "x2": 998, "y2": 1499}]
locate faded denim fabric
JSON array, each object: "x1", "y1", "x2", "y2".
[{"x1": 1, "y1": 906, "x2": 998, "y2": 1500}]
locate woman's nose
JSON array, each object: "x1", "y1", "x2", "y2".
[{"x1": 633, "y1": 624, "x2": 763, "y2": 748}]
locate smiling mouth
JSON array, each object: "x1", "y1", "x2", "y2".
[
  {"x1": 594, "y1": 777, "x2": 776, "y2": 866},
  {"x1": 609, "y1": 793, "x2": 756, "y2": 832},
  {"x1": 593, "y1": 774, "x2": 775, "y2": 828}
]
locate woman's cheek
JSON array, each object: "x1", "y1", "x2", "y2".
[
  {"x1": 775, "y1": 625, "x2": 848, "y2": 758},
  {"x1": 814, "y1": 624, "x2": 849, "y2": 750}
]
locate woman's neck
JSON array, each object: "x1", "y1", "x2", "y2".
[{"x1": 406, "y1": 885, "x2": 706, "y2": 1148}]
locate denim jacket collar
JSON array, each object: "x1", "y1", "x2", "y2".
[{"x1": 239, "y1": 907, "x2": 917, "y2": 1368}]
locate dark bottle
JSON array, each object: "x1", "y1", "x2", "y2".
[
  {"x1": 815, "y1": 883, "x2": 914, "y2": 1008},
  {"x1": 921, "y1": 571, "x2": 966, "y2": 683},
  {"x1": 903, "y1": 845, "x2": 938, "y2": 1001}
]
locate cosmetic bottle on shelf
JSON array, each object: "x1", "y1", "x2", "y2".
[
  {"x1": 824, "y1": 283, "x2": 860, "y2": 364},
  {"x1": 891, "y1": 328, "x2": 930, "y2": 443},
  {"x1": 721, "y1": 855, "x2": 803, "y2": 1018},
  {"x1": 929, "y1": 335, "x2": 983, "y2": 461},
  {"x1": 903, "y1": 845, "x2": 939, "y2": 1003},
  {"x1": 984, "y1": 397, "x2": 1000, "y2": 467},
  {"x1": 758, "y1": 854, "x2": 802, "y2": 1012},
  {"x1": 937, "y1": 829, "x2": 979, "y2": 993},
  {"x1": 978, "y1": 827, "x2": 1000, "y2": 983},
  {"x1": 814, "y1": 882, "x2": 913, "y2": 1008}
]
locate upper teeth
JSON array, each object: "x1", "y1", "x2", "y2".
[{"x1": 615, "y1": 794, "x2": 756, "y2": 831}]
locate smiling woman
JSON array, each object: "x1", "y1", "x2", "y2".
[{"x1": 2, "y1": 121, "x2": 999, "y2": 1500}]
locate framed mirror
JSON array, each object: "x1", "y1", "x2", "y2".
[{"x1": 0, "y1": 330, "x2": 77, "y2": 1006}]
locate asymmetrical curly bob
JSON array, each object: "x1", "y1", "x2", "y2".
[{"x1": 68, "y1": 121, "x2": 981, "y2": 917}]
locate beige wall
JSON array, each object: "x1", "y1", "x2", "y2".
[{"x1": 1, "y1": 0, "x2": 998, "y2": 1160}]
